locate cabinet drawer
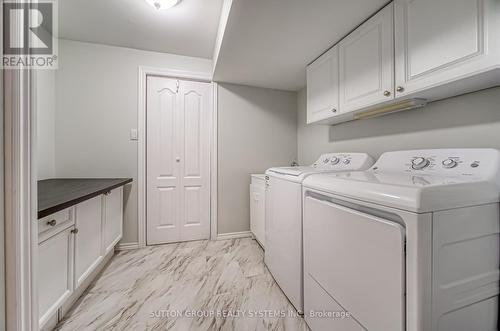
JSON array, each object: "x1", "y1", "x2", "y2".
[{"x1": 38, "y1": 208, "x2": 74, "y2": 240}]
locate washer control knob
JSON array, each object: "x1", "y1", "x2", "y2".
[
  {"x1": 412, "y1": 157, "x2": 430, "y2": 170},
  {"x1": 442, "y1": 158, "x2": 458, "y2": 169},
  {"x1": 343, "y1": 159, "x2": 351, "y2": 165},
  {"x1": 330, "y1": 157, "x2": 340, "y2": 165}
]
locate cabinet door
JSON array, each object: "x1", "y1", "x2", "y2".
[
  {"x1": 306, "y1": 46, "x2": 339, "y2": 123},
  {"x1": 339, "y1": 3, "x2": 394, "y2": 112},
  {"x1": 103, "y1": 187, "x2": 123, "y2": 254},
  {"x1": 250, "y1": 184, "x2": 265, "y2": 247},
  {"x1": 74, "y1": 196, "x2": 103, "y2": 288},
  {"x1": 394, "y1": 0, "x2": 498, "y2": 97},
  {"x1": 38, "y1": 227, "x2": 74, "y2": 329}
]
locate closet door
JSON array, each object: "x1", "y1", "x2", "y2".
[
  {"x1": 339, "y1": 3, "x2": 394, "y2": 112},
  {"x1": 146, "y1": 76, "x2": 212, "y2": 245},
  {"x1": 177, "y1": 80, "x2": 211, "y2": 242}
]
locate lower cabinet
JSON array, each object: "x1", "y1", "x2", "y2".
[
  {"x1": 38, "y1": 226, "x2": 74, "y2": 328},
  {"x1": 250, "y1": 175, "x2": 266, "y2": 248},
  {"x1": 38, "y1": 187, "x2": 124, "y2": 329},
  {"x1": 74, "y1": 196, "x2": 103, "y2": 288},
  {"x1": 103, "y1": 187, "x2": 124, "y2": 254}
]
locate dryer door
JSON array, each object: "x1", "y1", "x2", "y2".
[{"x1": 304, "y1": 195, "x2": 405, "y2": 331}]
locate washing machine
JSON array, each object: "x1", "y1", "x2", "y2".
[
  {"x1": 264, "y1": 153, "x2": 374, "y2": 313},
  {"x1": 302, "y1": 149, "x2": 500, "y2": 331}
]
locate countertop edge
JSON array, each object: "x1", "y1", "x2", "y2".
[{"x1": 38, "y1": 178, "x2": 133, "y2": 219}]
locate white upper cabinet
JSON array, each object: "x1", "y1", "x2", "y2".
[
  {"x1": 306, "y1": 45, "x2": 339, "y2": 124},
  {"x1": 339, "y1": 3, "x2": 394, "y2": 112},
  {"x1": 394, "y1": 0, "x2": 500, "y2": 98}
]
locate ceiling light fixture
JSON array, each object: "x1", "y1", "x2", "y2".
[{"x1": 145, "y1": 0, "x2": 181, "y2": 10}]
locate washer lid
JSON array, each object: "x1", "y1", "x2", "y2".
[
  {"x1": 304, "y1": 149, "x2": 500, "y2": 213},
  {"x1": 267, "y1": 166, "x2": 316, "y2": 177}
]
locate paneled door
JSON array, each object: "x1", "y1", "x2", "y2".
[
  {"x1": 339, "y1": 3, "x2": 394, "y2": 112},
  {"x1": 394, "y1": 0, "x2": 495, "y2": 98},
  {"x1": 306, "y1": 45, "x2": 339, "y2": 123},
  {"x1": 147, "y1": 76, "x2": 212, "y2": 245}
]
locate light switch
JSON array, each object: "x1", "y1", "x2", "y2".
[{"x1": 130, "y1": 129, "x2": 138, "y2": 141}]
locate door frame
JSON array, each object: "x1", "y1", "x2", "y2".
[
  {"x1": 137, "y1": 66, "x2": 218, "y2": 247},
  {"x1": 3, "y1": 0, "x2": 39, "y2": 328}
]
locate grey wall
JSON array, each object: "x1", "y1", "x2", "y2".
[
  {"x1": 36, "y1": 70, "x2": 56, "y2": 180},
  {"x1": 0, "y1": 52, "x2": 5, "y2": 330},
  {"x1": 298, "y1": 86, "x2": 500, "y2": 165},
  {"x1": 217, "y1": 83, "x2": 297, "y2": 234},
  {"x1": 54, "y1": 39, "x2": 212, "y2": 244}
]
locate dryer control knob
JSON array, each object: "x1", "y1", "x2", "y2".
[
  {"x1": 330, "y1": 157, "x2": 340, "y2": 165},
  {"x1": 412, "y1": 157, "x2": 430, "y2": 170},
  {"x1": 442, "y1": 158, "x2": 458, "y2": 169}
]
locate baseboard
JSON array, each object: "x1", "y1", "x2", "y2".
[
  {"x1": 216, "y1": 231, "x2": 253, "y2": 240},
  {"x1": 115, "y1": 242, "x2": 141, "y2": 251}
]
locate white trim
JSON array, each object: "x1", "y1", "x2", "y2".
[
  {"x1": 137, "y1": 66, "x2": 216, "y2": 247},
  {"x1": 139, "y1": 66, "x2": 212, "y2": 82},
  {"x1": 210, "y1": 83, "x2": 218, "y2": 240},
  {"x1": 115, "y1": 242, "x2": 141, "y2": 251},
  {"x1": 4, "y1": 61, "x2": 37, "y2": 331},
  {"x1": 217, "y1": 231, "x2": 253, "y2": 240}
]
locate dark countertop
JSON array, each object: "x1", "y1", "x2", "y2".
[{"x1": 38, "y1": 178, "x2": 133, "y2": 219}]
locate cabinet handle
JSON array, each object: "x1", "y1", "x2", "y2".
[
  {"x1": 396, "y1": 86, "x2": 405, "y2": 93},
  {"x1": 383, "y1": 90, "x2": 391, "y2": 97},
  {"x1": 47, "y1": 219, "x2": 57, "y2": 227},
  {"x1": 331, "y1": 108, "x2": 337, "y2": 113},
  {"x1": 71, "y1": 228, "x2": 79, "y2": 234}
]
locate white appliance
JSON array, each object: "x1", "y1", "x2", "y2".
[
  {"x1": 302, "y1": 149, "x2": 500, "y2": 331},
  {"x1": 264, "y1": 153, "x2": 374, "y2": 313}
]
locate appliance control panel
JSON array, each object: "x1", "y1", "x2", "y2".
[
  {"x1": 312, "y1": 153, "x2": 374, "y2": 170},
  {"x1": 370, "y1": 149, "x2": 500, "y2": 180}
]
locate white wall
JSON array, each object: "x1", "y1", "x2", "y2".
[
  {"x1": 298, "y1": 86, "x2": 500, "y2": 164},
  {"x1": 54, "y1": 39, "x2": 212, "y2": 244},
  {"x1": 36, "y1": 70, "x2": 56, "y2": 180},
  {"x1": 217, "y1": 83, "x2": 297, "y2": 234},
  {"x1": 0, "y1": 51, "x2": 5, "y2": 331}
]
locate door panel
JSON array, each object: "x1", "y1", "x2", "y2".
[
  {"x1": 147, "y1": 77, "x2": 181, "y2": 244},
  {"x1": 179, "y1": 80, "x2": 211, "y2": 241},
  {"x1": 306, "y1": 45, "x2": 339, "y2": 123},
  {"x1": 103, "y1": 187, "x2": 123, "y2": 254},
  {"x1": 184, "y1": 186, "x2": 201, "y2": 225},
  {"x1": 339, "y1": 3, "x2": 394, "y2": 112},
  {"x1": 147, "y1": 76, "x2": 211, "y2": 244},
  {"x1": 38, "y1": 227, "x2": 74, "y2": 328},
  {"x1": 158, "y1": 187, "x2": 175, "y2": 227},
  {"x1": 303, "y1": 196, "x2": 405, "y2": 331},
  {"x1": 183, "y1": 91, "x2": 202, "y2": 177},
  {"x1": 74, "y1": 196, "x2": 103, "y2": 288},
  {"x1": 395, "y1": 0, "x2": 492, "y2": 97}
]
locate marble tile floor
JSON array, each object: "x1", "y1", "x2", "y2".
[{"x1": 55, "y1": 238, "x2": 309, "y2": 331}]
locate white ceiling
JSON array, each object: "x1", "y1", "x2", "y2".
[
  {"x1": 59, "y1": 0, "x2": 224, "y2": 59},
  {"x1": 213, "y1": 0, "x2": 390, "y2": 91}
]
